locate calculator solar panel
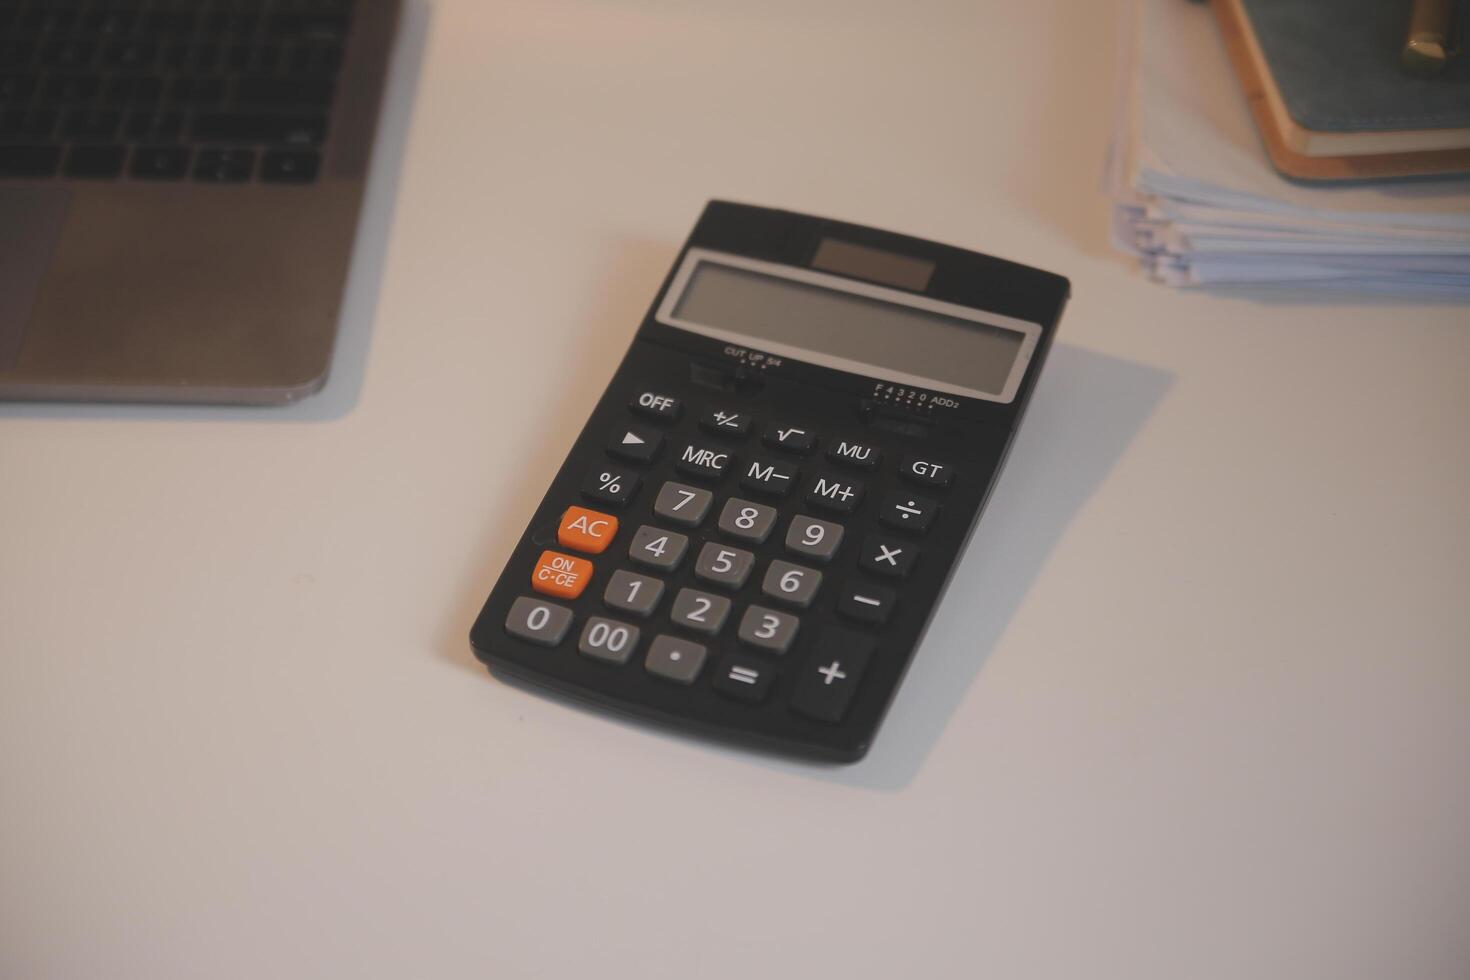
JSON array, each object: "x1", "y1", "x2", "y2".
[{"x1": 470, "y1": 202, "x2": 1070, "y2": 762}]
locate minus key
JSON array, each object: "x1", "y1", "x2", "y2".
[{"x1": 837, "y1": 583, "x2": 896, "y2": 626}]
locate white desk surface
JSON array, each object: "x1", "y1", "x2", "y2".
[{"x1": 3, "y1": 2, "x2": 1468, "y2": 977}]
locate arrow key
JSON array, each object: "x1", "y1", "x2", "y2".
[{"x1": 607, "y1": 424, "x2": 663, "y2": 464}]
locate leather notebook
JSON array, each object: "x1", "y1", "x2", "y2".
[{"x1": 1215, "y1": 0, "x2": 1470, "y2": 180}]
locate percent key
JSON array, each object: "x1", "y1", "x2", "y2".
[{"x1": 581, "y1": 465, "x2": 640, "y2": 507}]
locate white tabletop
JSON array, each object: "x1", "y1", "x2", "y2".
[{"x1": 3, "y1": 2, "x2": 1468, "y2": 977}]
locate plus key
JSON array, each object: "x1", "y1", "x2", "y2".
[{"x1": 790, "y1": 628, "x2": 874, "y2": 723}]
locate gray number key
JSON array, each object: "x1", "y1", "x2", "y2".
[
  {"x1": 628, "y1": 524, "x2": 689, "y2": 571},
  {"x1": 737, "y1": 604, "x2": 800, "y2": 654},
  {"x1": 784, "y1": 514, "x2": 844, "y2": 562},
  {"x1": 761, "y1": 560, "x2": 822, "y2": 608},
  {"x1": 644, "y1": 634, "x2": 709, "y2": 685},
  {"x1": 717, "y1": 497, "x2": 777, "y2": 544},
  {"x1": 669, "y1": 587, "x2": 732, "y2": 635},
  {"x1": 652, "y1": 481, "x2": 713, "y2": 527},
  {"x1": 603, "y1": 569, "x2": 664, "y2": 617},
  {"x1": 505, "y1": 596, "x2": 574, "y2": 646},
  {"x1": 693, "y1": 542, "x2": 755, "y2": 589},
  {"x1": 577, "y1": 616, "x2": 641, "y2": 664}
]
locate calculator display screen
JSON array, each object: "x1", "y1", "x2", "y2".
[{"x1": 662, "y1": 252, "x2": 1037, "y2": 402}]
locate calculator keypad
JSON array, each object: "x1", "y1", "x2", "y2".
[
  {"x1": 675, "y1": 441, "x2": 733, "y2": 481},
  {"x1": 603, "y1": 569, "x2": 664, "y2": 617},
  {"x1": 858, "y1": 535, "x2": 919, "y2": 579},
  {"x1": 901, "y1": 455, "x2": 953, "y2": 488},
  {"x1": 505, "y1": 597, "x2": 574, "y2": 646},
  {"x1": 699, "y1": 409, "x2": 753, "y2": 439},
  {"x1": 693, "y1": 542, "x2": 756, "y2": 589},
  {"x1": 713, "y1": 655, "x2": 774, "y2": 702},
  {"x1": 645, "y1": 635, "x2": 708, "y2": 684},
  {"x1": 608, "y1": 425, "x2": 664, "y2": 464},
  {"x1": 578, "y1": 616, "x2": 641, "y2": 665},
  {"x1": 837, "y1": 582, "x2": 896, "y2": 625},
  {"x1": 805, "y1": 475, "x2": 863, "y2": 514},
  {"x1": 629, "y1": 525, "x2": 689, "y2": 571},
  {"x1": 739, "y1": 457, "x2": 800, "y2": 497},
  {"x1": 763, "y1": 424, "x2": 817, "y2": 455},
  {"x1": 653, "y1": 481, "x2": 713, "y2": 527},
  {"x1": 827, "y1": 439, "x2": 881, "y2": 469},
  {"x1": 581, "y1": 465, "x2": 640, "y2": 507},
  {"x1": 497, "y1": 385, "x2": 960, "y2": 740},
  {"x1": 557, "y1": 506, "x2": 619, "y2": 554},
  {"x1": 761, "y1": 560, "x2": 823, "y2": 608},
  {"x1": 737, "y1": 605, "x2": 800, "y2": 654},
  {"x1": 790, "y1": 629, "x2": 874, "y2": 723},
  {"x1": 532, "y1": 550, "x2": 594, "y2": 599},
  {"x1": 717, "y1": 498, "x2": 778, "y2": 544},
  {"x1": 784, "y1": 514, "x2": 843, "y2": 562},
  {"x1": 877, "y1": 491, "x2": 938, "y2": 534},
  {"x1": 630, "y1": 390, "x2": 682, "y2": 421},
  {"x1": 670, "y1": 588, "x2": 732, "y2": 635}
]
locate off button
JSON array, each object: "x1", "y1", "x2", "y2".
[{"x1": 630, "y1": 390, "x2": 682, "y2": 422}]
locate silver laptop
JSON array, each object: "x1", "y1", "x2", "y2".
[{"x1": 0, "y1": 0, "x2": 401, "y2": 404}]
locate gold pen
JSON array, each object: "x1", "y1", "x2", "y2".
[{"x1": 1402, "y1": 0, "x2": 1461, "y2": 76}]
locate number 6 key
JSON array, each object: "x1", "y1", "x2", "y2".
[{"x1": 761, "y1": 560, "x2": 822, "y2": 608}]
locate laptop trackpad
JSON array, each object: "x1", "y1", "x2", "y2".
[{"x1": 0, "y1": 189, "x2": 71, "y2": 372}]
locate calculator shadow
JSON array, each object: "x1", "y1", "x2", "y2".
[{"x1": 756, "y1": 342, "x2": 1173, "y2": 790}]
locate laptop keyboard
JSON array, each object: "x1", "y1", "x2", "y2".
[{"x1": 0, "y1": 0, "x2": 354, "y2": 183}]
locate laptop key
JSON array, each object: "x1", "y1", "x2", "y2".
[
  {"x1": 125, "y1": 109, "x2": 182, "y2": 141},
  {"x1": 252, "y1": 43, "x2": 282, "y2": 71},
  {"x1": 288, "y1": 43, "x2": 344, "y2": 74},
  {"x1": 131, "y1": 76, "x2": 164, "y2": 106},
  {"x1": 43, "y1": 74, "x2": 100, "y2": 104},
  {"x1": 0, "y1": 144, "x2": 62, "y2": 178},
  {"x1": 235, "y1": 75, "x2": 334, "y2": 105},
  {"x1": 268, "y1": 12, "x2": 350, "y2": 40},
  {"x1": 192, "y1": 112, "x2": 326, "y2": 145},
  {"x1": 63, "y1": 108, "x2": 121, "y2": 140},
  {"x1": 64, "y1": 144, "x2": 126, "y2": 179},
  {"x1": 40, "y1": 40, "x2": 97, "y2": 70},
  {"x1": 21, "y1": 8, "x2": 77, "y2": 34},
  {"x1": 261, "y1": 149, "x2": 320, "y2": 183},
  {"x1": 0, "y1": 40, "x2": 36, "y2": 70},
  {"x1": 0, "y1": 73, "x2": 36, "y2": 104},
  {"x1": 102, "y1": 40, "x2": 157, "y2": 71},
  {"x1": 162, "y1": 42, "x2": 190, "y2": 70},
  {"x1": 130, "y1": 145, "x2": 190, "y2": 180},
  {"x1": 193, "y1": 148, "x2": 255, "y2": 182},
  {"x1": 203, "y1": 10, "x2": 261, "y2": 36},
  {"x1": 190, "y1": 43, "x2": 221, "y2": 71},
  {"x1": 84, "y1": 9, "x2": 140, "y2": 37},
  {"x1": 142, "y1": 10, "x2": 198, "y2": 36},
  {"x1": 16, "y1": 108, "x2": 56, "y2": 138},
  {"x1": 169, "y1": 76, "x2": 226, "y2": 106}
]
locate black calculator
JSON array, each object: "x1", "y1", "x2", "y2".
[{"x1": 469, "y1": 202, "x2": 1069, "y2": 762}]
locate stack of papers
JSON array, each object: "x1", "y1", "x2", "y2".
[{"x1": 1108, "y1": 0, "x2": 1470, "y2": 297}]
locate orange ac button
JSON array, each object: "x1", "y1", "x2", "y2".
[
  {"x1": 557, "y1": 506, "x2": 619, "y2": 554},
  {"x1": 531, "y1": 550, "x2": 594, "y2": 600}
]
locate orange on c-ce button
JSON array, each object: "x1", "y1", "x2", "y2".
[
  {"x1": 532, "y1": 550, "x2": 594, "y2": 600},
  {"x1": 557, "y1": 505, "x2": 619, "y2": 554}
]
